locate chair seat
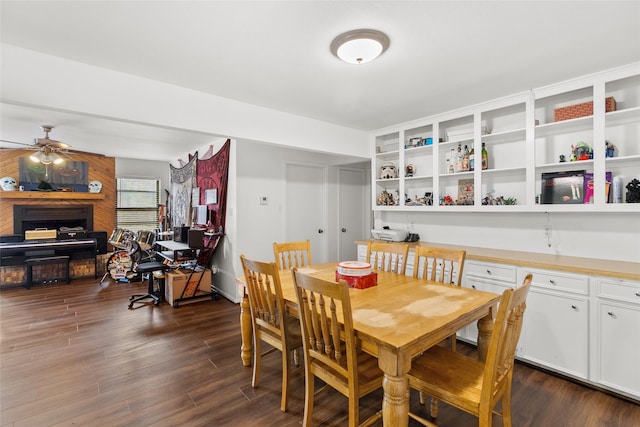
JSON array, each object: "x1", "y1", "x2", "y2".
[
  {"x1": 136, "y1": 261, "x2": 169, "y2": 273},
  {"x1": 409, "y1": 337, "x2": 490, "y2": 415}
]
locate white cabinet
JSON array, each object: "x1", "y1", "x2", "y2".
[
  {"x1": 371, "y1": 63, "x2": 640, "y2": 212},
  {"x1": 518, "y1": 268, "x2": 589, "y2": 380},
  {"x1": 459, "y1": 261, "x2": 519, "y2": 352},
  {"x1": 594, "y1": 278, "x2": 640, "y2": 399}
]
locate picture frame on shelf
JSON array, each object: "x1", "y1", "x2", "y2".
[
  {"x1": 457, "y1": 179, "x2": 474, "y2": 205},
  {"x1": 541, "y1": 171, "x2": 586, "y2": 204}
]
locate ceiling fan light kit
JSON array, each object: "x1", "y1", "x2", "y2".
[{"x1": 330, "y1": 29, "x2": 390, "y2": 64}]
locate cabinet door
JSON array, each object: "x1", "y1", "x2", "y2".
[
  {"x1": 459, "y1": 276, "x2": 516, "y2": 350},
  {"x1": 522, "y1": 289, "x2": 589, "y2": 379},
  {"x1": 597, "y1": 301, "x2": 640, "y2": 398}
]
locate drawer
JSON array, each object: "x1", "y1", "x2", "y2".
[
  {"x1": 465, "y1": 261, "x2": 516, "y2": 283},
  {"x1": 524, "y1": 268, "x2": 589, "y2": 295},
  {"x1": 597, "y1": 278, "x2": 640, "y2": 304}
]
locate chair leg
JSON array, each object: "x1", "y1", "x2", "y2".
[
  {"x1": 502, "y1": 380, "x2": 513, "y2": 427},
  {"x1": 280, "y1": 346, "x2": 290, "y2": 412},
  {"x1": 252, "y1": 336, "x2": 261, "y2": 388},
  {"x1": 348, "y1": 395, "x2": 359, "y2": 427},
  {"x1": 302, "y1": 367, "x2": 315, "y2": 427},
  {"x1": 430, "y1": 396, "x2": 439, "y2": 418}
]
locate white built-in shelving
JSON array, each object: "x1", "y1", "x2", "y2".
[{"x1": 371, "y1": 63, "x2": 640, "y2": 213}]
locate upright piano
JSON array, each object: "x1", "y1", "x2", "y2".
[{"x1": 0, "y1": 238, "x2": 98, "y2": 278}]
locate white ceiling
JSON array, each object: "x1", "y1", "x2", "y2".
[{"x1": 1, "y1": 1, "x2": 639, "y2": 160}]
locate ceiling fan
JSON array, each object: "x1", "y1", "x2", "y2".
[{"x1": 0, "y1": 125, "x2": 102, "y2": 164}]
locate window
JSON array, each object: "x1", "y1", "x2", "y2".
[{"x1": 116, "y1": 178, "x2": 160, "y2": 233}]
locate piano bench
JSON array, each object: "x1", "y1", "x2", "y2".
[{"x1": 24, "y1": 255, "x2": 71, "y2": 289}]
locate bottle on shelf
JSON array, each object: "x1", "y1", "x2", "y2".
[
  {"x1": 448, "y1": 148, "x2": 455, "y2": 173},
  {"x1": 469, "y1": 146, "x2": 475, "y2": 171},
  {"x1": 462, "y1": 145, "x2": 470, "y2": 171},
  {"x1": 455, "y1": 143, "x2": 463, "y2": 172},
  {"x1": 482, "y1": 142, "x2": 488, "y2": 170}
]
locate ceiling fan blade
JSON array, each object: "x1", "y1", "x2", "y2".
[
  {"x1": 65, "y1": 148, "x2": 106, "y2": 157},
  {"x1": 0, "y1": 138, "x2": 34, "y2": 147}
]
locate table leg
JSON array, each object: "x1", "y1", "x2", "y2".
[
  {"x1": 240, "y1": 293, "x2": 253, "y2": 367},
  {"x1": 477, "y1": 310, "x2": 494, "y2": 362},
  {"x1": 378, "y1": 347, "x2": 410, "y2": 426}
]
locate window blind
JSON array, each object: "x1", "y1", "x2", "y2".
[{"x1": 116, "y1": 178, "x2": 160, "y2": 233}]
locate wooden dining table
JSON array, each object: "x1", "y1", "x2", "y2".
[{"x1": 236, "y1": 262, "x2": 501, "y2": 426}]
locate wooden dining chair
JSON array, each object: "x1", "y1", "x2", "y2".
[
  {"x1": 407, "y1": 274, "x2": 533, "y2": 427},
  {"x1": 273, "y1": 240, "x2": 312, "y2": 270},
  {"x1": 291, "y1": 268, "x2": 383, "y2": 427},
  {"x1": 239, "y1": 255, "x2": 303, "y2": 412},
  {"x1": 413, "y1": 245, "x2": 466, "y2": 286},
  {"x1": 413, "y1": 245, "x2": 467, "y2": 350},
  {"x1": 366, "y1": 240, "x2": 409, "y2": 275}
]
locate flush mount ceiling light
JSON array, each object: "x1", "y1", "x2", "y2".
[{"x1": 330, "y1": 29, "x2": 390, "y2": 64}]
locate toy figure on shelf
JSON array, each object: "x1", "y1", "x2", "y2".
[
  {"x1": 626, "y1": 178, "x2": 640, "y2": 203},
  {"x1": 440, "y1": 195, "x2": 455, "y2": 206},
  {"x1": 570, "y1": 141, "x2": 591, "y2": 161},
  {"x1": 377, "y1": 189, "x2": 396, "y2": 206}
]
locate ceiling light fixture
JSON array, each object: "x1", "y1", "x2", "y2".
[{"x1": 330, "y1": 29, "x2": 390, "y2": 64}]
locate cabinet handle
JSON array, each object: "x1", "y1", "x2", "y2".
[
  {"x1": 549, "y1": 280, "x2": 556, "y2": 285},
  {"x1": 486, "y1": 269, "x2": 492, "y2": 275},
  {"x1": 608, "y1": 311, "x2": 615, "y2": 317},
  {"x1": 636, "y1": 292, "x2": 640, "y2": 297},
  {"x1": 471, "y1": 285, "x2": 476, "y2": 289},
  {"x1": 571, "y1": 304, "x2": 577, "y2": 310}
]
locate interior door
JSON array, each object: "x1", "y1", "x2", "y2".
[
  {"x1": 338, "y1": 167, "x2": 367, "y2": 261},
  {"x1": 285, "y1": 163, "x2": 327, "y2": 263}
]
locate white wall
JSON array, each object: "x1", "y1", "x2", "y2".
[
  {"x1": 1, "y1": 44, "x2": 369, "y2": 160},
  {"x1": 115, "y1": 158, "x2": 171, "y2": 194},
  {"x1": 375, "y1": 210, "x2": 640, "y2": 263},
  {"x1": 227, "y1": 139, "x2": 369, "y2": 302}
]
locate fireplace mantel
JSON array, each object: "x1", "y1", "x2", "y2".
[
  {"x1": 0, "y1": 192, "x2": 105, "y2": 200},
  {"x1": 0, "y1": 150, "x2": 115, "y2": 235}
]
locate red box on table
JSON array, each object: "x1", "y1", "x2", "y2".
[{"x1": 336, "y1": 271, "x2": 378, "y2": 289}]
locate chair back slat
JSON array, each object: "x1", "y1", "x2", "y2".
[
  {"x1": 366, "y1": 241, "x2": 409, "y2": 275},
  {"x1": 413, "y1": 246, "x2": 466, "y2": 286},
  {"x1": 273, "y1": 240, "x2": 313, "y2": 270}
]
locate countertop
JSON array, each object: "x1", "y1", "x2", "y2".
[{"x1": 356, "y1": 240, "x2": 640, "y2": 281}]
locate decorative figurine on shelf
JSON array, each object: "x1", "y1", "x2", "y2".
[
  {"x1": 0, "y1": 176, "x2": 17, "y2": 191},
  {"x1": 605, "y1": 141, "x2": 616, "y2": 158},
  {"x1": 440, "y1": 195, "x2": 455, "y2": 206},
  {"x1": 570, "y1": 141, "x2": 591, "y2": 161},
  {"x1": 379, "y1": 162, "x2": 398, "y2": 180},
  {"x1": 89, "y1": 180, "x2": 103, "y2": 193},
  {"x1": 625, "y1": 178, "x2": 640, "y2": 203},
  {"x1": 377, "y1": 189, "x2": 396, "y2": 206},
  {"x1": 559, "y1": 154, "x2": 566, "y2": 163},
  {"x1": 405, "y1": 164, "x2": 416, "y2": 177}
]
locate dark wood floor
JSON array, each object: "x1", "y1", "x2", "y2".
[{"x1": 1, "y1": 277, "x2": 638, "y2": 427}]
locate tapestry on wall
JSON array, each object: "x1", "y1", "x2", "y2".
[
  {"x1": 170, "y1": 151, "x2": 198, "y2": 228},
  {"x1": 197, "y1": 139, "x2": 230, "y2": 231}
]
